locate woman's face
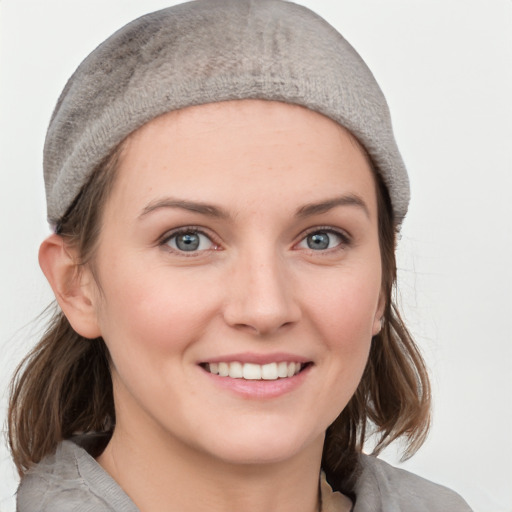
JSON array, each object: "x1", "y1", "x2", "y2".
[{"x1": 89, "y1": 100, "x2": 384, "y2": 465}]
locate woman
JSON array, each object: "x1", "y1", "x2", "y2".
[{"x1": 8, "y1": 1, "x2": 473, "y2": 510}]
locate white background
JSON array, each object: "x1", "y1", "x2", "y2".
[{"x1": 1, "y1": 1, "x2": 511, "y2": 511}]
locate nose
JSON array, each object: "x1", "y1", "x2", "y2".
[{"x1": 222, "y1": 249, "x2": 301, "y2": 336}]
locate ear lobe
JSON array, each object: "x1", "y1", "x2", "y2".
[
  {"x1": 372, "y1": 291, "x2": 386, "y2": 336},
  {"x1": 39, "y1": 234, "x2": 102, "y2": 339}
]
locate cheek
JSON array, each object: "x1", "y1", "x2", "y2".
[
  {"x1": 94, "y1": 262, "x2": 219, "y2": 361},
  {"x1": 93, "y1": 266, "x2": 221, "y2": 420},
  {"x1": 302, "y1": 264, "x2": 381, "y2": 394},
  {"x1": 306, "y1": 266, "x2": 382, "y2": 342}
]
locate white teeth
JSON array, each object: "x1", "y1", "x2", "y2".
[
  {"x1": 277, "y1": 362, "x2": 288, "y2": 378},
  {"x1": 261, "y1": 362, "x2": 277, "y2": 380},
  {"x1": 218, "y1": 362, "x2": 229, "y2": 377},
  {"x1": 243, "y1": 363, "x2": 261, "y2": 380},
  {"x1": 228, "y1": 361, "x2": 243, "y2": 378},
  {"x1": 206, "y1": 361, "x2": 304, "y2": 380}
]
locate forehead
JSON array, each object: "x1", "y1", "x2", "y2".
[
  {"x1": 109, "y1": 100, "x2": 377, "y2": 217},
  {"x1": 127, "y1": 99, "x2": 368, "y2": 155}
]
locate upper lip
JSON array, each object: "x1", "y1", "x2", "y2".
[{"x1": 199, "y1": 352, "x2": 312, "y2": 365}]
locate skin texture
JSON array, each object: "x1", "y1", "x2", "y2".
[{"x1": 40, "y1": 100, "x2": 383, "y2": 512}]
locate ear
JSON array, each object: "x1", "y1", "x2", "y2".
[
  {"x1": 372, "y1": 290, "x2": 386, "y2": 336},
  {"x1": 39, "y1": 234, "x2": 102, "y2": 339}
]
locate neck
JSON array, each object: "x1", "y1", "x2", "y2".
[{"x1": 98, "y1": 422, "x2": 324, "y2": 512}]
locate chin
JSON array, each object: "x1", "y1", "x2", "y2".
[
  {"x1": 209, "y1": 441, "x2": 307, "y2": 466},
  {"x1": 192, "y1": 420, "x2": 324, "y2": 466}
]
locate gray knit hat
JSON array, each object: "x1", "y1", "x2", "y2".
[{"x1": 44, "y1": 0, "x2": 409, "y2": 227}]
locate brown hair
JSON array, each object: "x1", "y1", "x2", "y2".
[
  {"x1": 8, "y1": 146, "x2": 122, "y2": 475},
  {"x1": 8, "y1": 142, "x2": 430, "y2": 494},
  {"x1": 322, "y1": 172, "x2": 430, "y2": 496}
]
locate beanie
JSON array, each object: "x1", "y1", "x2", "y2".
[{"x1": 44, "y1": 0, "x2": 409, "y2": 226}]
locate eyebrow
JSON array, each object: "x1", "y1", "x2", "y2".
[
  {"x1": 295, "y1": 194, "x2": 370, "y2": 219},
  {"x1": 139, "y1": 198, "x2": 230, "y2": 219},
  {"x1": 139, "y1": 194, "x2": 370, "y2": 220}
]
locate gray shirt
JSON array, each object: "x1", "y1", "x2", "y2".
[{"x1": 17, "y1": 440, "x2": 473, "y2": 511}]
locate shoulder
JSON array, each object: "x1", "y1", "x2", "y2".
[
  {"x1": 16, "y1": 440, "x2": 139, "y2": 512},
  {"x1": 353, "y1": 454, "x2": 473, "y2": 512}
]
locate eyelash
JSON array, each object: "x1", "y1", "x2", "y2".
[
  {"x1": 295, "y1": 226, "x2": 352, "y2": 253},
  {"x1": 158, "y1": 226, "x2": 352, "y2": 256},
  {"x1": 159, "y1": 226, "x2": 220, "y2": 256}
]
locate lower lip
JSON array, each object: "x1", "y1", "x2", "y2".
[{"x1": 200, "y1": 365, "x2": 312, "y2": 399}]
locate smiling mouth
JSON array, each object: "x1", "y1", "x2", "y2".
[{"x1": 201, "y1": 361, "x2": 310, "y2": 380}]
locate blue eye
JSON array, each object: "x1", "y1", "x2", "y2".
[
  {"x1": 299, "y1": 230, "x2": 344, "y2": 251},
  {"x1": 166, "y1": 231, "x2": 214, "y2": 252}
]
